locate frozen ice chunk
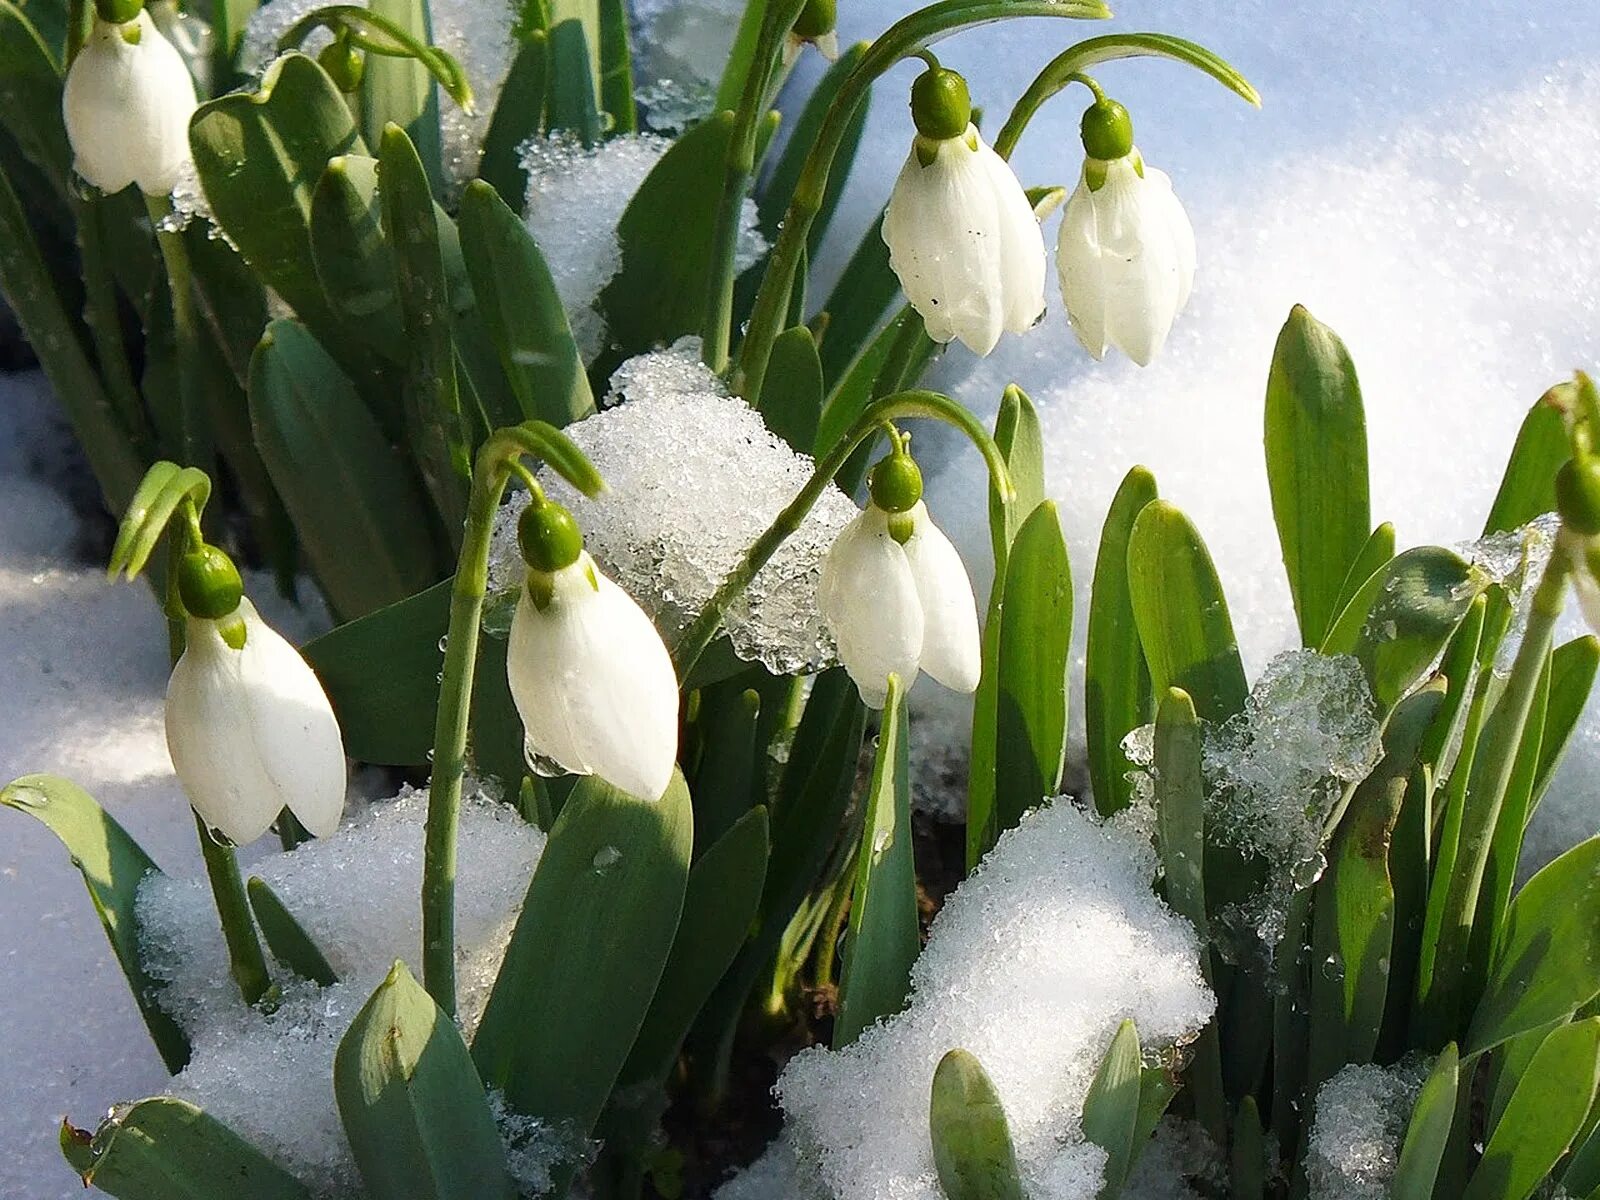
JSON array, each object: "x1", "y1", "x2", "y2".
[
  {"x1": 489, "y1": 338, "x2": 858, "y2": 674},
  {"x1": 1306, "y1": 1060, "x2": 1430, "y2": 1200},
  {"x1": 774, "y1": 801, "x2": 1214, "y2": 1200},
  {"x1": 629, "y1": 0, "x2": 743, "y2": 132},
  {"x1": 134, "y1": 781, "x2": 562, "y2": 1195},
  {"x1": 1202, "y1": 649, "x2": 1382, "y2": 947},
  {"x1": 1454, "y1": 512, "x2": 1562, "y2": 672}
]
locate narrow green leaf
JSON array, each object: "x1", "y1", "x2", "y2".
[
  {"x1": 1126, "y1": 499, "x2": 1247, "y2": 722},
  {"x1": 545, "y1": 0, "x2": 601, "y2": 109},
  {"x1": 836, "y1": 673, "x2": 919, "y2": 1047},
  {"x1": 310, "y1": 154, "x2": 406, "y2": 365},
  {"x1": 458, "y1": 178, "x2": 594, "y2": 427},
  {"x1": 1326, "y1": 522, "x2": 1396, "y2": 634},
  {"x1": 712, "y1": 0, "x2": 764, "y2": 112},
  {"x1": 335, "y1": 962, "x2": 515, "y2": 1200},
  {"x1": 1081, "y1": 1020, "x2": 1142, "y2": 1197},
  {"x1": 1391, "y1": 1043, "x2": 1460, "y2": 1200},
  {"x1": 545, "y1": 18, "x2": 600, "y2": 144},
  {"x1": 1230, "y1": 1096, "x2": 1265, "y2": 1200},
  {"x1": 929, "y1": 1049, "x2": 1025, "y2": 1200},
  {"x1": 1319, "y1": 546, "x2": 1479, "y2": 712},
  {"x1": 992, "y1": 500, "x2": 1072, "y2": 836},
  {"x1": 1468, "y1": 836, "x2": 1600, "y2": 1055},
  {"x1": 249, "y1": 319, "x2": 440, "y2": 618},
  {"x1": 1418, "y1": 593, "x2": 1487, "y2": 771},
  {"x1": 1264, "y1": 304, "x2": 1370, "y2": 647},
  {"x1": 1531, "y1": 636, "x2": 1600, "y2": 814},
  {"x1": 1486, "y1": 1022, "x2": 1559, "y2": 1139},
  {"x1": 596, "y1": 0, "x2": 634, "y2": 131},
  {"x1": 61, "y1": 1098, "x2": 309, "y2": 1199},
  {"x1": 1130, "y1": 1065, "x2": 1178, "y2": 1162},
  {"x1": 1086, "y1": 466, "x2": 1157, "y2": 816},
  {"x1": 689, "y1": 685, "x2": 760, "y2": 853},
  {"x1": 987, "y1": 384, "x2": 1046, "y2": 567},
  {"x1": 1464, "y1": 1018, "x2": 1600, "y2": 1200},
  {"x1": 759, "y1": 324, "x2": 824, "y2": 453},
  {"x1": 0, "y1": 0, "x2": 69, "y2": 196},
  {"x1": 476, "y1": 31, "x2": 548, "y2": 207},
  {"x1": 1484, "y1": 397, "x2": 1569, "y2": 536},
  {"x1": 361, "y1": 0, "x2": 443, "y2": 192},
  {"x1": 1564, "y1": 1106, "x2": 1600, "y2": 1197},
  {"x1": 246, "y1": 877, "x2": 338, "y2": 986},
  {"x1": 2, "y1": 775, "x2": 189, "y2": 1072},
  {"x1": 472, "y1": 772, "x2": 693, "y2": 1139}
]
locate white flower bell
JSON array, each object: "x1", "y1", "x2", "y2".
[
  {"x1": 62, "y1": 5, "x2": 198, "y2": 196},
  {"x1": 1056, "y1": 97, "x2": 1197, "y2": 367},
  {"x1": 165, "y1": 546, "x2": 347, "y2": 845},
  {"x1": 882, "y1": 66, "x2": 1046, "y2": 357},
  {"x1": 818, "y1": 443, "x2": 982, "y2": 708},
  {"x1": 506, "y1": 498, "x2": 679, "y2": 801}
]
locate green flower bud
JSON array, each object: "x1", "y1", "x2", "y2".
[
  {"x1": 518, "y1": 498, "x2": 585, "y2": 574},
  {"x1": 178, "y1": 543, "x2": 243, "y2": 621},
  {"x1": 95, "y1": 0, "x2": 144, "y2": 26},
  {"x1": 870, "y1": 448, "x2": 924, "y2": 515},
  {"x1": 910, "y1": 67, "x2": 971, "y2": 142},
  {"x1": 1080, "y1": 97, "x2": 1133, "y2": 161},
  {"x1": 792, "y1": 0, "x2": 835, "y2": 40},
  {"x1": 318, "y1": 32, "x2": 365, "y2": 93},
  {"x1": 1557, "y1": 457, "x2": 1600, "y2": 537}
]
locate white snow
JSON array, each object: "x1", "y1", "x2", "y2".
[
  {"x1": 1305, "y1": 1059, "x2": 1430, "y2": 1200},
  {"x1": 771, "y1": 800, "x2": 1213, "y2": 1200},
  {"x1": 489, "y1": 338, "x2": 860, "y2": 674}
]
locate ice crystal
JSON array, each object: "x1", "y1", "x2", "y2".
[{"x1": 1306, "y1": 1060, "x2": 1430, "y2": 1200}]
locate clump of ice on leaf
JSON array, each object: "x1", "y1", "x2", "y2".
[
  {"x1": 1306, "y1": 1059, "x2": 1430, "y2": 1200},
  {"x1": 1202, "y1": 649, "x2": 1383, "y2": 947},
  {"x1": 489, "y1": 338, "x2": 857, "y2": 674},
  {"x1": 133, "y1": 780, "x2": 575, "y2": 1197},
  {"x1": 240, "y1": 0, "x2": 517, "y2": 186},
  {"x1": 1454, "y1": 512, "x2": 1561, "y2": 671},
  {"x1": 767, "y1": 800, "x2": 1213, "y2": 1200}
]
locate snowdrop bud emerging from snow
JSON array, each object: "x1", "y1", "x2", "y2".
[
  {"x1": 1056, "y1": 97, "x2": 1197, "y2": 367},
  {"x1": 881, "y1": 67, "x2": 1046, "y2": 357},
  {"x1": 62, "y1": 9, "x2": 198, "y2": 196},
  {"x1": 784, "y1": 0, "x2": 838, "y2": 66},
  {"x1": 507, "y1": 497, "x2": 679, "y2": 801},
  {"x1": 165, "y1": 547, "x2": 347, "y2": 845},
  {"x1": 819, "y1": 444, "x2": 982, "y2": 708}
]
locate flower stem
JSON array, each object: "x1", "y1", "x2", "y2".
[
  {"x1": 671, "y1": 389, "x2": 1012, "y2": 679},
  {"x1": 422, "y1": 422, "x2": 603, "y2": 1013},
  {"x1": 144, "y1": 192, "x2": 206, "y2": 469}
]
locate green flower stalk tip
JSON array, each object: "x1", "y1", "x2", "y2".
[
  {"x1": 1080, "y1": 96, "x2": 1133, "y2": 160},
  {"x1": 911, "y1": 66, "x2": 972, "y2": 141},
  {"x1": 1557, "y1": 458, "x2": 1600, "y2": 537},
  {"x1": 518, "y1": 498, "x2": 585, "y2": 574}
]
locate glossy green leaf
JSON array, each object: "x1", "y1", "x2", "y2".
[
  {"x1": 545, "y1": 0, "x2": 601, "y2": 109},
  {"x1": 1230, "y1": 1096, "x2": 1266, "y2": 1200},
  {"x1": 1264, "y1": 304, "x2": 1370, "y2": 647},
  {"x1": 1486, "y1": 1022, "x2": 1559, "y2": 1139},
  {"x1": 545, "y1": 17, "x2": 600, "y2": 143},
  {"x1": 758, "y1": 42, "x2": 868, "y2": 255},
  {"x1": 1532, "y1": 636, "x2": 1600, "y2": 814},
  {"x1": 690, "y1": 686, "x2": 760, "y2": 853},
  {"x1": 246, "y1": 877, "x2": 338, "y2": 986},
  {"x1": 1320, "y1": 546, "x2": 1479, "y2": 712},
  {"x1": 1418, "y1": 593, "x2": 1487, "y2": 770},
  {"x1": 360, "y1": 0, "x2": 443, "y2": 192},
  {"x1": 458, "y1": 178, "x2": 594, "y2": 427},
  {"x1": 1153, "y1": 687, "x2": 1207, "y2": 938},
  {"x1": 929, "y1": 1049, "x2": 1025, "y2": 1200},
  {"x1": 1464, "y1": 1018, "x2": 1600, "y2": 1200},
  {"x1": 472, "y1": 772, "x2": 692, "y2": 1137},
  {"x1": 1131, "y1": 1065, "x2": 1178, "y2": 1161},
  {"x1": 596, "y1": 0, "x2": 633, "y2": 131},
  {"x1": 987, "y1": 384, "x2": 1046, "y2": 568},
  {"x1": 60, "y1": 1098, "x2": 309, "y2": 1199},
  {"x1": 476, "y1": 31, "x2": 548, "y2": 206},
  {"x1": 759, "y1": 324, "x2": 824, "y2": 452},
  {"x1": 836, "y1": 673, "x2": 919, "y2": 1047},
  {"x1": 621, "y1": 807, "x2": 768, "y2": 1084},
  {"x1": 249, "y1": 319, "x2": 439, "y2": 618},
  {"x1": 0, "y1": 0, "x2": 68, "y2": 195},
  {"x1": 1081, "y1": 1019, "x2": 1142, "y2": 1197},
  {"x1": 991, "y1": 500, "x2": 1072, "y2": 838},
  {"x1": 1326, "y1": 522, "x2": 1396, "y2": 635},
  {"x1": 378, "y1": 124, "x2": 470, "y2": 529},
  {"x1": 1469, "y1": 836, "x2": 1600, "y2": 1055},
  {"x1": 1126, "y1": 500, "x2": 1247, "y2": 722},
  {"x1": 335, "y1": 962, "x2": 515, "y2": 1200},
  {"x1": 1086, "y1": 466, "x2": 1157, "y2": 816},
  {"x1": 1391, "y1": 1043, "x2": 1460, "y2": 1200},
  {"x1": 1308, "y1": 682, "x2": 1445, "y2": 1085},
  {"x1": 309, "y1": 154, "x2": 406, "y2": 365},
  {"x1": 2, "y1": 775, "x2": 189, "y2": 1073},
  {"x1": 1564, "y1": 1103, "x2": 1600, "y2": 1197},
  {"x1": 1484, "y1": 398, "x2": 1569, "y2": 536}
]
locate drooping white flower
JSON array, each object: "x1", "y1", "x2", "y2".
[
  {"x1": 819, "y1": 500, "x2": 981, "y2": 709},
  {"x1": 1561, "y1": 527, "x2": 1600, "y2": 635},
  {"x1": 62, "y1": 9, "x2": 197, "y2": 196},
  {"x1": 507, "y1": 551, "x2": 680, "y2": 801},
  {"x1": 1056, "y1": 97, "x2": 1196, "y2": 367},
  {"x1": 166, "y1": 598, "x2": 347, "y2": 844},
  {"x1": 882, "y1": 67, "x2": 1045, "y2": 357}
]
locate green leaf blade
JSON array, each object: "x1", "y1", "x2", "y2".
[{"x1": 929, "y1": 1049, "x2": 1025, "y2": 1200}]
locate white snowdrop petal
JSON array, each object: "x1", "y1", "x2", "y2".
[
  {"x1": 1570, "y1": 555, "x2": 1600, "y2": 636},
  {"x1": 973, "y1": 137, "x2": 1047, "y2": 335},
  {"x1": 508, "y1": 568, "x2": 599, "y2": 781},
  {"x1": 62, "y1": 12, "x2": 197, "y2": 196},
  {"x1": 1092, "y1": 156, "x2": 1186, "y2": 366},
  {"x1": 1055, "y1": 177, "x2": 1109, "y2": 360},
  {"x1": 901, "y1": 505, "x2": 982, "y2": 694},
  {"x1": 1144, "y1": 166, "x2": 1198, "y2": 310},
  {"x1": 819, "y1": 508, "x2": 924, "y2": 708},
  {"x1": 882, "y1": 131, "x2": 1006, "y2": 356}
]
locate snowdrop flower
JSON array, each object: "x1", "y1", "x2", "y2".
[
  {"x1": 1056, "y1": 96, "x2": 1197, "y2": 366},
  {"x1": 165, "y1": 545, "x2": 347, "y2": 845},
  {"x1": 819, "y1": 441, "x2": 981, "y2": 708},
  {"x1": 783, "y1": 0, "x2": 838, "y2": 67},
  {"x1": 507, "y1": 496, "x2": 679, "y2": 801},
  {"x1": 62, "y1": 2, "x2": 197, "y2": 196},
  {"x1": 882, "y1": 66, "x2": 1045, "y2": 357},
  {"x1": 1558, "y1": 456, "x2": 1600, "y2": 634}
]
